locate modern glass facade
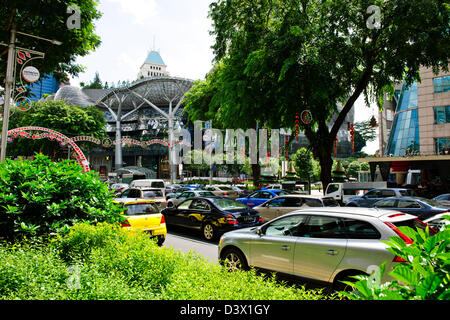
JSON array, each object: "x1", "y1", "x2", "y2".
[
  {"x1": 28, "y1": 74, "x2": 60, "y2": 101},
  {"x1": 434, "y1": 106, "x2": 450, "y2": 124},
  {"x1": 434, "y1": 76, "x2": 450, "y2": 93},
  {"x1": 386, "y1": 83, "x2": 420, "y2": 156}
]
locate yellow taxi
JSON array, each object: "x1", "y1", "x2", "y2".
[{"x1": 114, "y1": 199, "x2": 167, "y2": 246}]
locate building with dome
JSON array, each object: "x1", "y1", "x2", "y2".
[
  {"x1": 137, "y1": 50, "x2": 169, "y2": 79},
  {"x1": 47, "y1": 50, "x2": 193, "y2": 180}
]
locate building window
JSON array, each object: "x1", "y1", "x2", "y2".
[
  {"x1": 435, "y1": 138, "x2": 450, "y2": 155},
  {"x1": 434, "y1": 76, "x2": 450, "y2": 93},
  {"x1": 434, "y1": 106, "x2": 450, "y2": 124}
]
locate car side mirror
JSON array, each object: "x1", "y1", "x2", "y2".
[{"x1": 256, "y1": 227, "x2": 263, "y2": 236}]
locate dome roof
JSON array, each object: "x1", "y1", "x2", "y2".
[
  {"x1": 144, "y1": 51, "x2": 165, "y2": 65},
  {"x1": 53, "y1": 85, "x2": 96, "y2": 107}
]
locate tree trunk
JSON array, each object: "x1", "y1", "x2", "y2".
[
  {"x1": 251, "y1": 163, "x2": 261, "y2": 187},
  {"x1": 318, "y1": 149, "x2": 333, "y2": 192}
]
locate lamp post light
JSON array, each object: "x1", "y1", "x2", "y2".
[{"x1": 0, "y1": 25, "x2": 62, "y2": 162}]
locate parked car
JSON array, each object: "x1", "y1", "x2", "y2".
[
  {"x1": 230, "y1": 185, "x2": 252, "y2": 197},
  {"x1": 254, "y1": 195, "x2": 340, "y2": 223},
  {"x1": 345, "y1": 188, "x2": 415, "y2": 207},
  {"x1": 237, "y1": 189, "x2": 290, "y2": 208},
  {"x1": 116, "y1": 187, "x2": 166, "y2": 208},
  {"x1": 372, "y1": 197, "x2": 449, "y2": 220},
  {"x1": 424, "y1": 213, "x2": 450, "y2": 232},
  {"x1": 433, "y1": 194, "x2": 450, "y2": 206},
  {"x1": 130, "y1": 179, "x2": 166, "y2": 195},
  {"x1": 110, "y1": 183, "x2": 129, "y2": 195},
  {"x1": 114, "y1": 199, "x2": 166, "y2": 246},
  {"x1": 204, "y1": 185, "x2": 239, "y2": 198},
  {"x1": 218, "y1": 207, "x2": 435, "y2": 290},
  {"x1": 166, "y1": 190, "x2": 216, "y2": 208},
  {"x1": 161, "y1": 196, "x2": 262, "y2": 240}
]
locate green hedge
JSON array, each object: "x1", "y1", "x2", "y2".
[{"x1": 0, "y1": 223, "x2": 340, "y2": 300}]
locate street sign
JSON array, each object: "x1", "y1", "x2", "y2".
[{"x1": 22, "y1": 66, "x2": 40, "y2": 83}]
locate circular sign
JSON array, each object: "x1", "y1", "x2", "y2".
[
  {"x1": 22, "y1": 66, "x2": 40, "y2": 83},
  {"x1": 301, "y1": 110, "x2": 313, "y2": 125}
]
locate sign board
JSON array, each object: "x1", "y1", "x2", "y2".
[{"x1": 22, "y1": 66, "x2": 40, "y2": 83}]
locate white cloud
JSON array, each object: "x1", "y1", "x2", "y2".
[{"x1": 107, "y1": 0, "x2": 159, "y2": 24}]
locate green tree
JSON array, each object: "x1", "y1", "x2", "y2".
[
  {"x1": 5, "y1": 100, "x2": 106, "y2": 158},
  {"x1": 0, "y1": 0, "x2": 102, "y2": 83},
  {"x1": 81, "y1": 71, "x2": 104, "y2": 89},
  {"x1": 186, "y1": 0, "x2": 449, "y2": 190},
  {"x1": 292, "y1": 148, "x2": 314, "y2": 181}
]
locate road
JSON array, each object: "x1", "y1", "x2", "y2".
[{"x1": 163, "y1": 227, "x2": 219, "y2": 263}]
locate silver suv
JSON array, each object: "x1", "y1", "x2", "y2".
[{"x1": 218, "y1": 207, "x2": 431, "y2": 290}]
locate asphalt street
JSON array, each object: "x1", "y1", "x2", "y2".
[{"x1": 163, "y1": 227, "x2": 219, "y2": 263}]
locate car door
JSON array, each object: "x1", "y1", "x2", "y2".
[
  {"x1": 245, "y1": 191, "x2": 263, "y2": 208},
  {"x1": 293, "y1": 215, "x2": 348, "y2": 282},
  {"x1": 168, "y1": 199, "x2": 193, "y2": 226},
  {"x1": 395, "y1": 199, "x2": 427, "y2": 219},
  {"x1": 257, "y1": 197, "x2": 287, "y2": 222},
  {"x1": 358, "y1": 189, "x2": 383, "y2": 207},
  {"x1": 186, "y1": 199, "x2": 211, "y2": 229},
  {"x1": 250, "y1": 214, "x2": 308, "y2": 275}
]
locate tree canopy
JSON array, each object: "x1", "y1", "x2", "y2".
[
  {"x1": 185, "y1": 0, "x2": 450, "y2": 188},
  {"x1": 4, "y1": 100, "x2": 106, "y2": 158},
  {"x1": 0, "y1": 0, "x2": 102, "y2": 83}
]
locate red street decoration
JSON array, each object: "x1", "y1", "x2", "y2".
[
  {"x1": 369, "y1": 115, "x2": 378, "y2": 128},
  {"x1": 351, "y1": 124, "x2": 355, "y2": 153},
  {"x1": 295, "y1": 112, "x2": 300, "y2": 140},
  {"x1": 301, "y1": 110, "x2": 313, "y2": 125},
  {"x1": 334, "y1": 136, "x2": 338, "y2": 157},
  {"x1": 7, "y1": 127, "x2": 90, "y2": 173},
  {"x1": 347, "y1": 122, "x2": 355, "y2": 154}
]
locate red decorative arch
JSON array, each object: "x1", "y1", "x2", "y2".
[{"x1": 7, "y1": 127, "x2": 90, "y2": 172}]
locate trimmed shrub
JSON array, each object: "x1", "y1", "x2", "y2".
[
  {"x1": 0, "y1": 154, "x2": 123, "y2": 240},
  {"x1": 0, "y1": 223, "x2": 340, "y2": 300}
]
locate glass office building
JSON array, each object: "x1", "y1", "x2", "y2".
[
  {"x1": 386, "y1": 83, "x2": 420, "y2": 156},
  {"x1": 28, "y1": 74, "x2": 60, "y2": 101}
]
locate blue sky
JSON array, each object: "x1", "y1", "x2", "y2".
[{"x1": 71, "y1": 0, "x2": 379, "y2": 154}]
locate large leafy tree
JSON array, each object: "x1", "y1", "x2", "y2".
[
  {"x1": 0, "y1": 0, "x2": 102, "y2": 83},
  {"x1": 185, "y1": 0, "x2": 449, "y2": 189},
  {"x1": 4, "y1": 100, "x2": 106, "y2": 158}
]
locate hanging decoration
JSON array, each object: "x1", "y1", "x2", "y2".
[
  {"x1": 295, "y1": 112, "x2": 300, "y2": 140},
  {"x1": 369, "y1": 115, "x2": 378, "y2": 128},
  {"x1": 301, "y1": 110, "x2": 313, "y2": 125}
]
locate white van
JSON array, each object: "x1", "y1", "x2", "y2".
[{"x1": 130, "y1": 179, "x2": 166, "y2": 195}]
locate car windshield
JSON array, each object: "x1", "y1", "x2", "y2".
[
  {"x1": 123, "y1": 203, "x2": 159, "y2": 215},
  {"x1": 416, "y1": 197, "x2": 445, "y2": 207},
  {"x1": 276, "y1": 190, "x2": 290, "y2": 196},
  {"x1": 151, "y1": 182, "x2": 165, "y2": 188},
  {"x1": 214, "y1": 199, "x2": 248, "y2": 210},
  {"x1": 399, "y1": 189, "x2": 415, "y2": 196},
  {"x1": 393, "y1": 218, "x2": 428, "y2": 232},
  {"x1": 143, "y1": 190, "x2": 163, "y2": 197},
  {"x1": 219, "y1": 186, "x2": 234, "y2": 191},
  {"x1": 199, "y1": 191, "x2": 215, "y2": 196}
]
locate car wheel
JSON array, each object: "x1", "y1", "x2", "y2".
[
  {"x1": 333, "y1": 271, "x2": 365, "y2": 292},
  {"x1": 221, "y1": 248, "x2": 248, "y2": 271},
  {"x1": 202, "y1": 223, "x2": 215, "y2": 241}
]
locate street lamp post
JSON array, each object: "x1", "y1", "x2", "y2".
[
  {"x1": 0, "y1": 27, "x2": 61, "y2": 161},
  {"x1": 0, "y1": 23, "x2": 16, "y2": 162}
]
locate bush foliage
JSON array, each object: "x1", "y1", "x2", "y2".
[
  {"x1": 0, "y1": 154, "x2": 122, "y2": 239},
  {"x1": 341, "y1": 217, "x2": 450, "y2": 300},
  {"x1": 0, "y1": 223, "x2": 339, "y2": 300}
]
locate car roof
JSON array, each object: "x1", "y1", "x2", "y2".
[
  {"x1": 113, "y1": 199, "x2": 156, "y2": 205},
  {"x1": 281, "y1": 206, "x2": 410, "y2": 219},
  {"x1": 275, "y1": 194, "x2": 331, "y2": 199}
]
